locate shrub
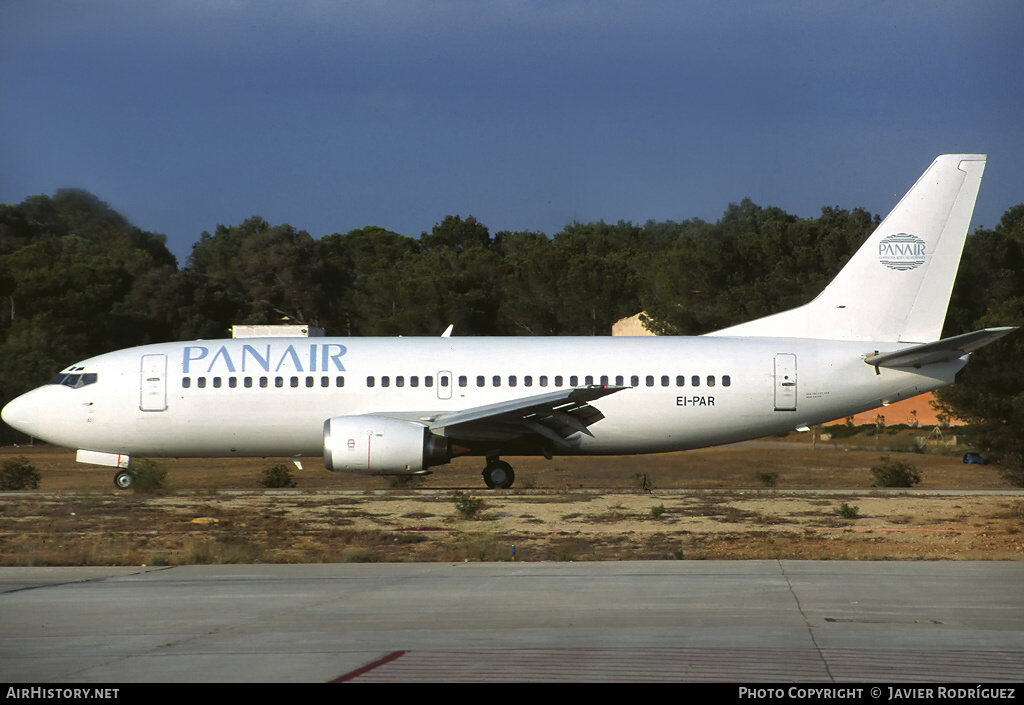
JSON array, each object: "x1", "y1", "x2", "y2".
[
  {"x1": 834, "y1": 503, "x2": 860, "y2": 519},
  {"x1": 453, "y1": 492, "x2": 484, "y2": 519},
  {"x1": 130, "y1": 459, "x2": 167, "y2": 494},
  {"x1": 998, "y1": 465, "x2": 1024, "y2": 488},
  {"x1": 0, "y1": 456, "x2": 41, "y2": 490},
  {"x1": 756, "y1": 471, "x2": 779, "y2": 488},
  {"x1": 631, "y1": 472, "x2": 654, "y2": 491},
  {"x1": 870, "y1": 456, "x2": 921, "y2": 487},
  {"x1": 259, "y1": 464, "x2": 297, "y2": 488},
  {"x1": 650, "y1": 504, "x2": 666, "y2": 519}
]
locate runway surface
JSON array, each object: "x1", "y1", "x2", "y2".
[{"x1": 1, "y1": 561, "x2": 1022, "y2": 682}]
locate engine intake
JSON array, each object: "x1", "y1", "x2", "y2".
[{"x1": 323, "y1": 415, "x2": 450, "y2": 475}]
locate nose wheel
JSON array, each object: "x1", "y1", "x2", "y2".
[
  {"x1": 114, "y1": 470, "x2": 134, "y2": 490},
  {"x1": 482, "y1": 459, "x2": 515, "y2": 489}
]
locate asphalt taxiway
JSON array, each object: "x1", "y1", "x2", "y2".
[{"x1": 1, "y1": 561, "x2": 1022, "y2": 682}]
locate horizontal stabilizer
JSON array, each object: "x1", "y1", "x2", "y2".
[{"x1": 863, "y1": 327, "x2": 1017, "y2": 369}]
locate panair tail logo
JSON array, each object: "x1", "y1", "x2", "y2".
[{"x1": 878, "y1": 233, "x2": 926, "y2": 271}]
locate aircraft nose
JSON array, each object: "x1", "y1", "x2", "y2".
[{"x1": 2, "y1": 389, "x2": 44, "y2": 437}]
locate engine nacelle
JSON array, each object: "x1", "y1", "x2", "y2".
[{"x1": 323, "y1": 415, "x2": 450, "y2": 475}]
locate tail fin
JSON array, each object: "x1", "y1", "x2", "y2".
[{"x1": 707, "y1": 154, "x2": 986, "y2": 343}]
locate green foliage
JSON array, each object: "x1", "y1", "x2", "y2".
[
  {"x1": 631, "y1": 472, "x2": 654, "y2": 491},
  {"x1": 935, "y1": 206, "x2": 1024, "y2": 484},
  {"x1": 650, "y1": 504, "x2": 666, "y2": 519},
  {"x1": 0, "y1": 456, "x2": 40, "y2": 490},
  {"x1": 1, "y1": 186, "x2": 1020, "y2": 457},
  {"x1": 834, "y1": 503, "x2": 860, "y2": 519},
  {"x1": 453, "y1": 492, "x2": 484, "y2": 519},
  {"x1": 870, "y1": 457, "x2": 922, "y2": 488},
  {"x1": 129, "y1": 459, "x2": 167, "y2": 494},
  {"x1": 756, "y1": 471, "x2": 779, "y2": 487},
  {"x1": 258, "y1": 464, "x2": 297, "y2": 489}
]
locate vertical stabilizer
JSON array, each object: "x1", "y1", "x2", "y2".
[{"x1": 706, "y1": 154, "x2": 986, "y2": 343}]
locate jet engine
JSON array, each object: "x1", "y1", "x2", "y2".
[{"x1": 323, "y1": 415, "x2": 450, "y2": 475}]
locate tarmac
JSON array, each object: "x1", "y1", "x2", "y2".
[{"x1": 2, "y1": 560, "x2": 1022, "y2": 682}]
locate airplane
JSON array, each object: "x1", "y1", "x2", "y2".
[{"x1": 1, "y1": 154, "x2": 1016, "y2": 489}]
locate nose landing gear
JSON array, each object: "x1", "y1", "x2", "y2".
[{"x1": 482, "y1": 459, "x2": 515, "y2": 489}]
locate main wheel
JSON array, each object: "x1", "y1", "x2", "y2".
[
  {"x1": 482, "y1": 460, "x2": 515, "y2": 489},
  {"x1": 114, "y1": 470, "x2": 134, "y2": 490}
]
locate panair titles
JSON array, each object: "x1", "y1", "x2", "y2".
[
  {"x1": 182, "y1": 344, "x2": 347, "y2": 374},
  {"x1": 878, "y1": 233, "x2": 927, "y2": 271}
]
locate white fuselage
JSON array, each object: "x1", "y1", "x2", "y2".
[{"x1": 4, "y1": 335, "x2": 965, "y2": 461}]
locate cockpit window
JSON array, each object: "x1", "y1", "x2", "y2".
[{"x1": 48, "y1": 373, "x2": 98, "y2": 389}]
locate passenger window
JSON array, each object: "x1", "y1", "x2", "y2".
[
  {"x1": 260, "y1": 377, "x2": 268, "y2": 388},
  {"x1": 493, "y1": 375, "x2": 501, "y2": 387},
  {"x1": 477, "y1": 375, "x2": 485, "y2": 387},
  {"x1": 229, "y1": 377, "x2": 237, "y2": 388},
  {"x1": 554, "y1": 376, "x2": 563, "y2": 386},
  {"x1": 336, "y1": 376, "x2": 345, "y2": 387},
  {"x1": 661, "y1": 375, "x2": 669, "y2": 387},
  {"x1": 321, "y1": 376, "x2": 329, "y2": 387},
  {"x1": 244, "y1": 377, "x2": 253, "y2": 388},
  {"x1": 707, "y1": 375, "x2": 716, "y2": 387},
  {"x1": 600, "y1": 375, "x2": 608, "y2": 386},
  {"x1": 381, "y1": 376, "x2": 390, "y2": 388},
  {"x1": 676, "y1": 375, "x2": 685, "y2": 387},
  {"x1": 646, "y1": 375, "x2": 654, "y2": 387},
  {"x1": 459, "y1": 375, "x2": 468, "y2": 387},
  {"x1": 508, "y1": 376, "x2": 517, "y2": 387},
  {"x1": 213, "y1": 377, "x2": 222, "y2": 388},
  {"x1": 366, "y1": 376, "x2": 375, "y2": 387},
  {"x1": 540, "y1": 375, "x2": 548, "y2": 387},
  {"x1": 198, "y1": 377, "x2": 207, "y2": 388},
  {"x1": 615, "y1": 375, "x2": 624, "y2": 386},
  {"x1": 524, "y1": 375, "x2": 532, "y2": 387},
  {"x1": 411, "y1": 376, "x2": 419, "y2": 387},
  {"x1": 723, "y1": 375, "x2": 731, "y2": 387},
  {"x1": 570, "y1": 375, "x2": 578, "y2": 386},
  {"x1": 630, "y1": 375, "x2": 639, "y2": 387},
  {"x1": 182, "y1": 377, "x2": 191, "y2": 388},
  {"x1": 425, "y1": 376, "x2": 434, "y2": 387},
  {"x1": 306, "y1": 376, "x2": 314, "y2": 388},
  {"x1": 440, "y1": 375, "x2": 449, "y2": 387},
  {"x1": 396, "y1": 376, "x2": 405, "y2": 387},
  {"x1": 691, "y1": 375, "x2": 700, "y2": 387},
  {"x1": 275, "y1": 377, "x2": 284, "y2": 388}
]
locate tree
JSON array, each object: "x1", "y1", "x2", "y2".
[{"x1": 935, "y1": 205, "x2": 1024, "y2": 484}]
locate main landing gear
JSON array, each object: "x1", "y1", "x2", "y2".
[
  {"x1": 482, "y1": 458, "x2": 515, "y2": 489},
  {"x1": 114, "y1": 469, "x2": 134, "y2": 490}
]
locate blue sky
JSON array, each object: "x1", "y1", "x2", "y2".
[{"x1": 2, "y1": 1, "x2": 1022, "y2": 265}]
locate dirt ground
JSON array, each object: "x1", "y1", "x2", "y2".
[{"x1": 1, "y1": 435, "x2": 1022, "y2": 565}]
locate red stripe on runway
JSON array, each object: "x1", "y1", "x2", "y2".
[{"x1": 331, "y1": 651, "x2": 407, "y2": 682}]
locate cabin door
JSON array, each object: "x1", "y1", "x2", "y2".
[
  {"x1": 140, "y1": 354, "x2": 168, "y2": 412},
  {"x1": 773, "y1": 353, "x2": 797, "y2": 411}
]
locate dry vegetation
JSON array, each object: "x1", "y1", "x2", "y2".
[{"x1": 1, "y1": 432, "x2": 1022, "y2": 566}]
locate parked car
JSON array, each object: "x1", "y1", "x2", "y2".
[{"x1": 963, "y1": 452, "x2": 987, "y2": 465}]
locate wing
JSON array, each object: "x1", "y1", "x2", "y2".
[{"x1": 426, "y1": 386, "x2": 626, "y2": 450}]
